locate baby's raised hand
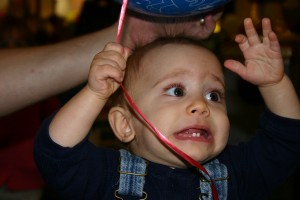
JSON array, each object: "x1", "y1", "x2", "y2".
[
  {"x1": 87, "y1": 42, "x2": 130, "y2": 100},
  {"x1": 224, "y1": 18, "x2": 284, "y2": 87}
]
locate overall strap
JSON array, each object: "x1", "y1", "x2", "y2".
[
  {"x1": 199, "y1": 159, "x2": 229, "y2": 200},
  {"x1": 118, "y1": 150, "x2": 228, "y2": 199},
  {"x1": 117, "y1": 149, "x2": 147, "y2": 198}
]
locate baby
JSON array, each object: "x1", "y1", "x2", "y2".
[{"x1": 34, "y1": 18, "x2": 300, "y2": 199}]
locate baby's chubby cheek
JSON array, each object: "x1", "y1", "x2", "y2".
[{"x1": 215, "y1": 122, "x2": 230, "y2": 152}]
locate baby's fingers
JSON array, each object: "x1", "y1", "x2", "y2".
[
  {"x1": 93, "y1": 43, "x2": 130, "y2": 75},
  {"x1": 103, "y1": 42, "x2": 131, "y2": 61},
  {"x1": 224, "y1": 59, "x2": 247, "y2": 78},
  {"x1": 235, "y1": 34, "x2": 250, "y2": 53},
  {"x1": 88, "y1": 61, "x2": 125, "y2": 99},
  {"x1": 94, "y1": 63, "x2": 125, "y2": 83},
  {"x1": 262, "y1": 18, "x2": 272, "y2": 46},
  {"x1": 268, "y1": 31, "x2": 281, "y2": 53},
  {"x1": 243, "y1": 18, "x2": 260, "y2": 46}
]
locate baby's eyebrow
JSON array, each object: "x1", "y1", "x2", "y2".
[
  {"x1": 152, "y1": 69, "x2": 190, "y2": 88},
  {"x1": 210, "y1": 74, "x2": 225, "y2": 88}
]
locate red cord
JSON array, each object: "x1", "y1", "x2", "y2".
[
  {"x1": 116, "y1": 0, "x2": 128, "y2": 43},
  {"x1": 116, "y1": 1, "x2": 219, "y2": 199}
]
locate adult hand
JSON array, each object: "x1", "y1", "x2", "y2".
[{"x1": 121, "y1": 8, "x2": 223, "y2": 49}]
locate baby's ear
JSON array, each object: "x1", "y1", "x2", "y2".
[{"x1": 108, "y1": 106, "x2": 135, "y2": 143}]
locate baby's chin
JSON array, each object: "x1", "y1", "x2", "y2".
[
  {"x1": 135, "y1": 151, "x2": 188, "y2": 169},
  {"x1": 149, "y1": 153, "x2": 210, "y2": 169},
  {"x1": 131, "y1": 143, "x2": 225, "y2": 168},
  {"x1": 156, "y1": 158, "x2": 191, "y2": 169},
  {"x1": 159, "y1": 157, "x2": 211, "y2": 169},
  {"x1": 171, "y1": 148, "x2": 225, "y2": 168}
]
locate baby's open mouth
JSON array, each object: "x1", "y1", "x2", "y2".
[{"x1": 174, "y1": 128, "x2": 212, "y2": 142}]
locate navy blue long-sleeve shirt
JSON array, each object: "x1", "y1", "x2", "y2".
[{"x1": 34, "y1": 110, "x2": 300, "y2": 199}]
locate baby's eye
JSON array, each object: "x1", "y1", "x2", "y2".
[
  {"x1": 166, "y1": 85, "x2": 185, "y2": 97},
  {"x1": 205, "y1": 91, "x2": 222, "y2": 102}
]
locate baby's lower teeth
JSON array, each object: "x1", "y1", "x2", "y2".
[{"x1": 192, "y1": 133, "x2": 200, "y2": 137}]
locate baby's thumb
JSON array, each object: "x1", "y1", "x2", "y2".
[
  {"x1": 224, "y1": 59, "x2": 245, "y2": 77},
  {"x1": 123, "y1": 47, "x2": 132, "y2": 60}
]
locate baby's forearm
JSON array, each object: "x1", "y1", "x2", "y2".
[
  {"x1": 49, "y1": 86, "x2": 107, "y2": 147},
  {"x1": 259, "y1": 74, "x2": 300, "y2": 119}
]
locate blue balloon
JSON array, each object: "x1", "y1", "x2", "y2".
[{"x1": 115, "y1": 0, "x2": 231, "y2": 17}]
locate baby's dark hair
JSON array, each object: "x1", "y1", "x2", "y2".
[{"x1": 109, "y1": 36, "x2": 209, "y2": 107}]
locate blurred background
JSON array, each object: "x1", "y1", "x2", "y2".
[{"x1": 0, "y1": 0, "x2": 299, "y2": 199}]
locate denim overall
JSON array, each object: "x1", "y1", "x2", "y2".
[{"x1": 116, "y1": 149, "x2": 228, "y2": 200}]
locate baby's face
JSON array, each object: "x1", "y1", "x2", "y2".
[{"x1": 128, "y1": 43, "x2": 229, "y2": 168}]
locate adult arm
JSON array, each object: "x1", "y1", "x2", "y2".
[
  {"x1": 0, "y1": 9, "x2": 222, "y2": 117},
  {"x1": 0, "y1": 24, "x2": 117, "y2": 117}
]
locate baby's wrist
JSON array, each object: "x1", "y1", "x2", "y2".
[
  {"x1": 258, "y1": 74, "x2": 286, "y2": 90},
  {"x1": 259, "y1": 74, "x2": 300, "y2": 119},
  {"x1": 84, "y1": 85, "x2": 110, "y2": 103}
]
